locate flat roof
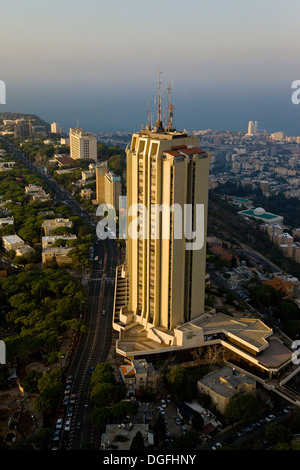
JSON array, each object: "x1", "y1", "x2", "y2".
[
  {"x1": 239, "y1": 209, "x2": 280, "y2": 220},
  {"x1": 190, "y1": 313, "x2": 272, "y2": 350},
  {"x1": 102, "y1": 424, "x2": 149, "y2": 451},
  {"x1": 198, "y1": 366, "x2": 255, "y2": 398},
  {"x1": 2, "y1": 234, "x2": 23, "y2": 243},
  {"x1": 257, "y1": 338, "x2": 292, "y2": 368},
  {"x1": 233, "y1": 197, "x2": 251, "y2": 202}
]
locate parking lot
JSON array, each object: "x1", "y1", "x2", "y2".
[{"x1": 154, "y1": 397, "x2": 185, "y2": 440}]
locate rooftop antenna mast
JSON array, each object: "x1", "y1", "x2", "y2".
[
  {"x1": 155, "y1": 68, "x2": 163, "y2": 129},
  {"x1": 167, "y1": 82, "x2": 174, "y2": 131},
  {"x1": 146, "y1": 102, "x2": 151, "y2": 130}
]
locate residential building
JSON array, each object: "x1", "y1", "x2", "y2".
[
  {"x1": 2, "y1": 234, "x2": 25, "y2": 252},
  {"x1": 247, "y1": 121, "x2": 258, "y2": 136},
  {"x1": 119, "y1": 359, "x2": 158, "y2": 395},
  {"x1": 197, "y1": 366, "x2": 256, "y2": 413},
  {"x1": 271, "y1": 132, "x2": 285, "y2": 141},
  {"x1": 42, "y1": 218, "x2": 73, "y2": 236},
  {"x1": 25, "y1": 184, "x2": 49, "y2": 202},
  {"x1": 15, "y1": 244, "x2": 35, "y2": 259},
  {"x1": 51, "y1": 122, "x2": 62, "y2": 134},
  {"x1": 70, "y1": 127, "x2": 97, "y2": 162},
  {"x1": 53, "y1": 154, "x2": 75, "y2": 167},
  {"x1": 80, "y1": 188, "x2": 93, "y2": 199},
  {"x1": 95, "y1": 162, "x2": 122, "y2": 210},
  {"x1": 177, "y1": 400, "x2": 221, "y2": 436},
  {"x1": 0, "y1": 217, "x2": 14, "y2": 229},
  {"x1": 42, "y1": 247, "x2": 73, "y2": 267},
  {"x1": 41, "y1": 235, "x2": 77, "y2": 249}
]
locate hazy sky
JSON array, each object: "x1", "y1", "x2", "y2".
[{"x1": 1, "y1": 0, "x2": 300, "y2": 134}]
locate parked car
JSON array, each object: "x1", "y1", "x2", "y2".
[
  {"x1": 63, "y1": 396, "x2": 69, "y2": 406},
  {"x1": 56, "y1": 418, "x2": 63, "y2": 429},
  {"x1": 157, "y1": 406, "x2": 165, "y2": 415},
  {"x1": 181, "y1": 425, "x2": 187, "y2": 435},
  {"x1": 265, "y1": 414, "x2": 275, "y2": 422},
  {"x1": 160, "y1": 399, "x2": 167, "y2": 408},
  {"x1": 212, "y1": 442, "x2": 222, "y2": 450},
  {"x1": 70, "y1": 394, "x2": 76, "y2": 404},
  {"x1": 166, "y1": 395, "x2": 172, "y2": 403},
  {"x1": 64, "y1": 419, "x2": 71, "y2": 432},
  {"x1": 175, "y1": 417, "x2": 182, "y2": 425}
]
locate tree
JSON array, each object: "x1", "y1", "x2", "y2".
[
  {"x1": 166, "y1": 430, "x2": 198, "y2": 451},
  {"x1": 110, "y1": 401, "x2": 138, "y2": 420},
  {"x1": 91, "y1": 363, "x2": 116, "y2": 387},
  {"x1": 153, "y1": 413, "x2": 167, "y2": 448},
  {"x1": 130, "y1": 431, "x2": 145, "y2": 451},
  {"x1": 251, "y1": 284, "x2": 284, "y2": 308},
  {"x1": 91, "y1": 407, "x2": 111, "y2": 430},
  {"x1": 30, "y1": 427, "x2": 53, "y2": 450},
  {"x1": 91, "y1": 383, "x2": 127, "y2": 408},
  {"x1": 22, "y1": 370, "x2": 43, "y2": 393},
  {"x1": 265, "y1": 422, "x2": 293, "y2": 447},
  {"x1": 35, "y1": 370, "x2": 63, "y2": 424},
  {"x1": 224, "y1": 393, "x2": 263, "y2": 425}
]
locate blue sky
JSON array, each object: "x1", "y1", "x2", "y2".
[{"x1": 1, "y1": 0, "x2": 300, "y2": 134}]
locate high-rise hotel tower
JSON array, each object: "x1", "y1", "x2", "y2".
[{"x1": 113, "y1": 103, "x2": 210, "y2": 357}]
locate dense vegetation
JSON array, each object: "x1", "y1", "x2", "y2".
[
  {"x1": 90, "y1": 363, "x2": 138, "y2": 435},
  {"x1": 1, "y1": 267, "x2": 86, "y2": 362}
]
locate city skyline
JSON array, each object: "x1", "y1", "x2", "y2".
[{"x1": 1, "y1": 0, "x2": 300, "y2": 135}]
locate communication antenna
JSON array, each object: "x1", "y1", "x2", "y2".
[
  {"x1": 146, "y1": 102, "x2": 151, "y2": 130},
  {"x1": 167, "y1": 82, "x2": 174, "y2": 131},
  {"x1": 155, "y1": 68, "x2": 163, "y2": 129}
]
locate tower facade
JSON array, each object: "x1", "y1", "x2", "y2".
[
  {"x1": 96, "y1": 162, "x2": 122, "y2": 211},
  {"x1": 113, "y1": 127, "x2": 210, "y2": 353}
]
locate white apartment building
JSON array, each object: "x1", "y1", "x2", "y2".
[
  {"x1": 51, "y1": 122, "x2": 62, "y2": 134},
  {"x1": 2, "y1": 235, "x2": 25, "y2": 252},
  {"x1": 70, "y1": 128, "x2": 97, "y2": 162}
]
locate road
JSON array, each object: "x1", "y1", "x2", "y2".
[
  {"x1": 199, "y1": 409, "x2": 291, "y2": 450},
  {"x1": 59, "y1": 237, "x2": 118, "y2": 450},
  {"x1": 236, "y1": 247, "x2": 282, "y2": 274},
  {"x1": 4, "y1": 140, "x2": 120, "y2": 449}
]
